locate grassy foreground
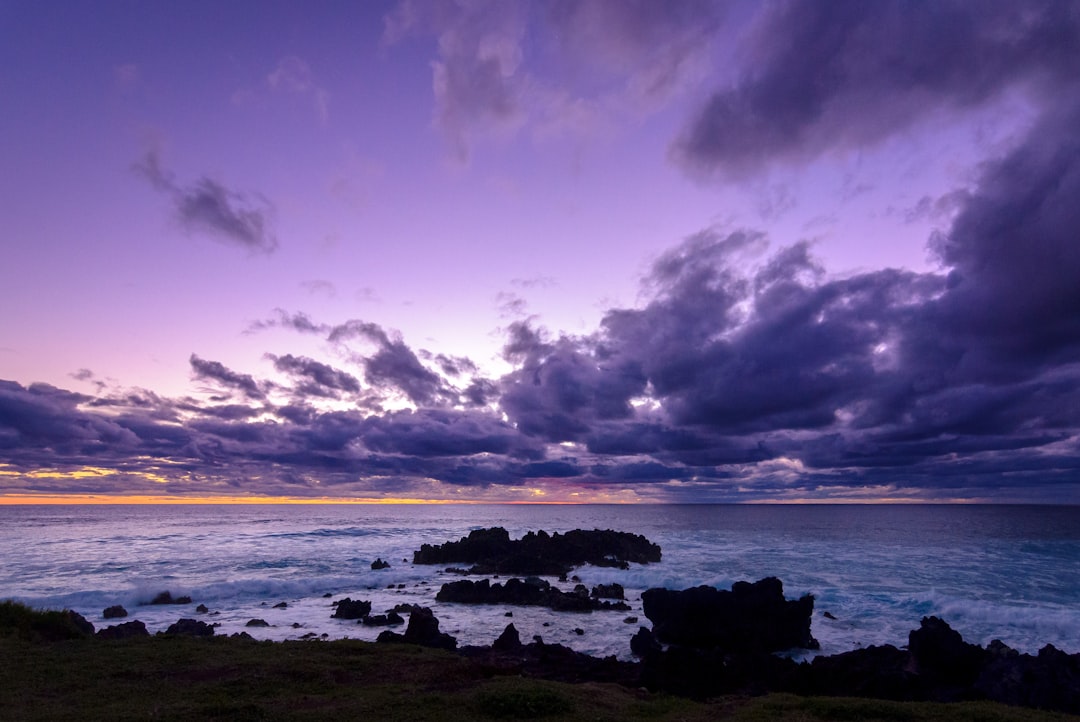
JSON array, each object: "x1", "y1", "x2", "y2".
[
  {"x1": 1, "y1": 603, "x2": 1075, "y2": 721},
  {"x1": 3, "y1": 635, "x2": 1077, "y2": 721}
]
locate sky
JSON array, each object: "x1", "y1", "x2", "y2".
[{"x1": 2, "y1": 0, "x2": 1079, "y2": 504}]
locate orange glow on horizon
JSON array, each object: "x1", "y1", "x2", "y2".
[{"x1": 0, "y1": 493, "x2": 594, "y2": 505}]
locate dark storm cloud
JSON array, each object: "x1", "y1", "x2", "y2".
[
  {"x1": 134, "y1": 150, "x2": 278, "y2": 253},
  {"x1": 189, "y1": 354, "x2": 266, "y2": 401},
  {"x1": 267, "y1": 354, "x2": 361, "y2": 398},
  {"x1": 675, "y1": 0, "x2": 1080, "y2": 176}
]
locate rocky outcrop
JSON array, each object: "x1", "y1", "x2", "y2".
[
  {"x1": 376, "y1": 607, "x2": 456, "y2": 650},
  {"x1": 436, "y1": 577, "x2": 631, "y2": 612},
  {"x1": 591, "y1": 583, "x2": 625, "y2": 600},
  {"x1": 163, "y1": 618, "x2": 214, "y2": 637},
  {"x1": 642, "y1": 577, "x2": 818, "y2": 653},
  {"x1": 370, "y1": 558, "x2": 390, "y2": 570},
  {"x1": 103, "y1": 605, "x2": 127, "y2": 619},
  {"x1": 413, "y1": 527, "x2": 661, "y2": 576},
  {"x1": 149, "y1": 592, "x2": 192, "y2": 605},
  {"x1": 331, "y1": 598, "x2": 372, "y2": 619},
  {"x1": 97, "y1": 620, "x2": 149, "y2": 639},
  {"x1": 361, "y1": 612, "x2": 405, "y2": 626}
]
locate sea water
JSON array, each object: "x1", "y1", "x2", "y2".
[{"x1": 2, "y1": 504, "x2": 1078, "y2": 660}]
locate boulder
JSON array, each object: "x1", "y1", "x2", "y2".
[
  {"x1": 163, "y1": 618, "x2": 214, "y2": 637},
  {"x1": 376, "y1": 607, "x2": 456, "y2": 650},
  {"x1": 361, "y1": 612, "x2": 405, "y2": 627},
  {"x1": 591, "y1": 583, "x2": 625, "y2": 600},
  {"x1": 413, "y1": 527, "x2": 661, "y2": 576},
  {"x1": 102, "y1": 605, "x2": 127, "y2": 619},
  {"x1": 370, "y1": 558, "x2": 391, "y2": 570},
  {"x1": 332, "y1": 597, "x2": 372, "y2": 620},
  {"x1": 195, "y1": 604, "x2": 209, "y2": 614},
  {"x1": 273, "y1": 602, "x2": 288, "y2": 609},
  {"x1": 245, "y1": 619, "x2": 270, "y2": 627},
  {"x1": 96, "y1": 620, "x2": 149, "y2": 640},
  {"x1": 641, "y1": 577, "x2": 818, "y2": 653},
  {"x1": 149, "y1": 592, "x2": 192, "y2": 605}
]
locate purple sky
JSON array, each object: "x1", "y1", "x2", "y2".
[{"x1": 2, "y1": 0, "x2": 1079, "y2": 503}]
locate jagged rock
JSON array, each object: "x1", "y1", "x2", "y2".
[
  {"x1": 332, "y1": 597, "x2": 372, "y2": 619},
  {"x1": 389, "y1": 602, "x2": 426, "y2": 615},
  {"x1": 163, "y1": 618, "x2": 214, "y2": 637},
  {"x1": 436, "y1": 577, "x2": 631, "y2": 612},
  {"x1": 807, "y1": 644, "x2": 914, "y2": 700},
  {"x1": 231, "y1": 631, "x2": 254, "y2": 640},
  {"x1": 97, "y1": 620, "x2": 149, "y2": 639},
  {"x1": 361, "y1": 612, "x2": 405, "y2": 626},
  {"x1": 642, "y1": 577, "x2": 818, "y2": 653},
  {"x1": 908, "y1": 615, "x2": 986, "y2": 690},
  {"x1": 591, "y1": 583, "x2": 625, "y2": 600},
  {"x1": 376, "y1": 607, "x2": 456, "y2": 650},
  {"x1": 245, "y1": 618, "x2": 270, "y2": 627},
  {"x1": 371, "y1": 558, "x2": 390, "y2": 570},
  {"x1": 413, "y1": 527, "x2": 661, "y2": 576},
  {"x1": 492, "y1": 623, "x2": 522, "y2": 651},
  {"x1": 149, "y1": 592, "x2": 192, "y2": 605},
  {"x1": 630, "y1": 626, "x2": 662, "y2": 657},
  {"x1": 195, "y1": 604, "x2": 209, "y2": 614},
  {"x1": 102, "y1": 605, "x2": 127, "y2": 619}
]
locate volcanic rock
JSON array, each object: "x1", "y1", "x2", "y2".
[
  {"x1": 413, "y1": 527, "x2": 661, "y2": 576},
  {"x1": 96, "y1": 620, "x2": 150, "y2": 640},
  {"x1": 331, "y1": 597, "x2": 372, "y2": 620},
  {"x1": 436, "y1": 577, "x2": 631, "y2": 612},
  {"x1": 163, "y1": 618, "x2": 214, "y2": 637},
  {"x1": 103, "y1": 605, "x2": 127, "y2": 619},
  {"x1": 376, "y1": 607, "x2": 456, "y2": 650},
  {"x1": 641, "y1": 577, "x2": 817, "y2": 653}
]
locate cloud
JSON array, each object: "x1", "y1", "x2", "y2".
[
  {"x1": 383, "y1": 0, "x2": 725, "y2": 159},
  {"x1": 266, "y1": 55, "x2": 330, "y2": 123},
  {"x1": 674, "y1": 0, "x2": 1080, "y2": 177},
  {"x1": 267, "y1": 354, "x2": 361, "y2": 398},
  {"x1": 134, "y1": 150, "x2": 279, "y2": 253},
  {"x1": 189, "y1": 355, "x2": 267, "y2": 401}
]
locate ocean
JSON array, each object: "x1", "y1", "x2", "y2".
[{"x1": 2, "y1": 504, "x2": 1078, "y2": 660}]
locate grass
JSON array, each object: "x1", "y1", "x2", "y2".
[{"x1": 1, "y1": 602, "x2": 1075, "y2": 721}]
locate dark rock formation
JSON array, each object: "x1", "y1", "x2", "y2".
[
  {"x1": 273, "y1": 602, "x2": 288, "y2": 609},
  {"x1": 376, "y1": 607, "x2": 456, "y2": 650},
  {"x1": 492, "y1": 623, "x2": 522, "y2": 651},
  {"x1": 96, "y1": 620, "x2": 149, "y2": 640},
  {"x1": 436, "y1": 577, "x2": 631, "y2": 612},
  {"x1": 361, "y1": 612, "x2": 405, "y2": 626},
  {"x1": 413, "y1": 527, "x2": 661, "y2": 576},
  {"x1": 331, "y1": 598, "x2": 372, "y2": 620},
  {"x1": 245, "y1": 619, "x2": 270, "y2": 627},
  {"x1": 630, "y1": 626, "x2": 662, "y2": 657},
  {"x1": 163, "y1": 618, "x2": 214, "y2": 637},
  {"x1": 102, "y1": 605, "x2": 127, "y2": 619},
  {"x1": 591, "y1": 583, "x2": 625, "y2": 600},
  {"x1": 149, "y1": 592, "x2": 192, "y2": 605},
  {"x1": 642, "y1": 577, "x2": 818, "y2": 653},
  {"x1": 195, "y1": 604, "x2": 209, "y2": 614},
  {"x1": 371, "y1": 558, "x2": 390, "y2": 570}
]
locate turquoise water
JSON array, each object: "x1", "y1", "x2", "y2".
[{"x1": 2, "y1": 504, "x2": 1078, "y2": 659}]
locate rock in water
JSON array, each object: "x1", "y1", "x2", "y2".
[
  {"x1": 164, "y1": 618, "x2": 214, "y2": 637},
  {"x1": 376, "y1": 607, "x2": 456, "y2": 650},
  {"x1": 331, "y1": 598, "x2": 372, "y2": 619},
  {"x1": 641, "y1": 577, "x2": 818, "y2": 653},
  {"x1": 103, "y1": 605, "x2": 127, "y2": 619},
  {"x1": 412, "y1": 527, "x2": 661, "y2": 576}
]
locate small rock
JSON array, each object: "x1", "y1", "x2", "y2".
[
  {"x1": 273, "y1": 602, "x2": 288, "y2": 609},
  {"x1": 246, "y1": 619, "x2": 270, "y2": 627},
  {"x1": 573, "y1": 627, "x2": 584, "y2": 636},
  {"x1": 371, "y1": 558, "x2": 391, "y2": 570},
  {"x1": 824, "y1": 611, "x2": 837, "y2": 620},
  {"x1": 196, "y1": 604, "x2": 209, "y2": 614},
  {"x1": 103, "y1": 605, "x2": 128, "y2": 619},
  {"x1": 624, "y1": 616, "x2": 638, "y2": 624}
]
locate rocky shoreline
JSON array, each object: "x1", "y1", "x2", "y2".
[{"x1": 28, "y1": 527, "x2": 1080, "y2": 715}]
